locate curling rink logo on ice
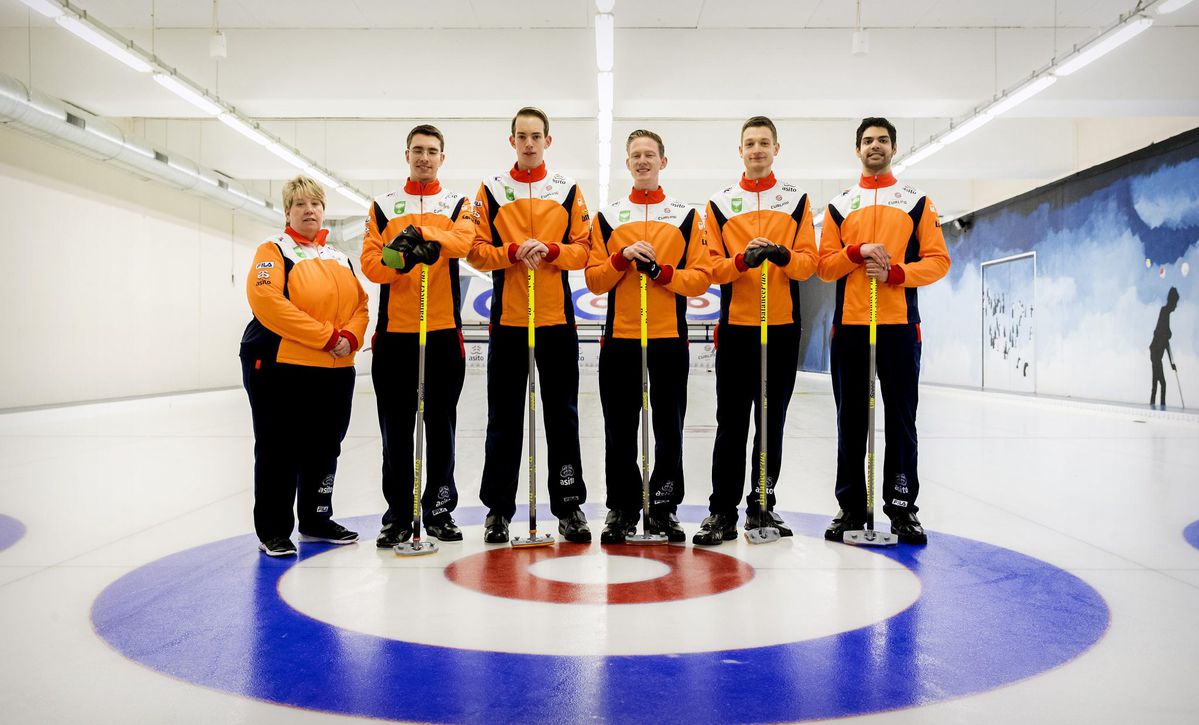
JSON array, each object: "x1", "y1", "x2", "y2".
[
  {"x1": 92, "y1": 505, "x2": 1109, "y2": 723},
  {"x1": 0, "y1": 514, "x2": 24, "y2": 552},
  {"x1": 1184, "y1": 520, "x2": 1199, "y2": 551}
]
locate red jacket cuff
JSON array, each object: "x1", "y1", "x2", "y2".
[
  {"x1": 323, "y1": 330, "x2": 341, "y2": 351},
  {"x1": 654, "y1": 265, "x2": 674, "y2": 286},
  {"x1": 734, "y1": 253, "x2": 748, "y2": 272},
  {"x1": 887, "y1": 264, "x2": 905, "y2": 285},
  {"x1": 338, "y1": 330, "x2": 359, "y2": 351},
  {"x1": 847, "y1": 244, "x2": 865, "y2": 264},
  {"x1": 611, "y1": 252, "x2": 631, "y2": 271},
  {"x1": 507, "y1": 244, "x2": 519, "y2": 263},
  {"x1": 544, "y1": 243, "x2": 561, "y2": 263}
]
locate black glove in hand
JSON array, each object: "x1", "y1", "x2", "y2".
[
  {"x1": 635, "y1": 258, "x2": 663, "y2": 280},
  {"x1": 743, "y1": 244, "x2": 790, "y2": 269},
  {"x1": 386, "y1": 224, "x2": 423, "y2": 254},
  {"x1": 408, "y1": 240, "x2": 442, "y2": 266}
]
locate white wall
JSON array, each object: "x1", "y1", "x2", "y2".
[{"x1": 0, "y1": 125, "x2": 281, "y2": 409}]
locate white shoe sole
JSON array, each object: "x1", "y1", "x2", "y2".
[{"x1": 258, "y1": 543, "x2": 297, "y2": 557}]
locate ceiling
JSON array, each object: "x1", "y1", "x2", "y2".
[{"x1": 1, "y1": 0, "x2": 1197, "y2": 220}]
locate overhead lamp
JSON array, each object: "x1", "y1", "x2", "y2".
[
  {"x1": 940, "y1": 112, "x2": 994, "y2": 145},
  {"x1": 218, "y1": 113, "x2": 270, "y2": 145},
  {"x1": 988, "y1": 74, "x2": 1056, "y2": 115},
  {"x1": 1053, "y1": 16, "x2": 1153, "y2": 76},
  {"x1": 337, "y1": 186, "x2": 369, "y2": 209},
  {"x1": 266, "y1": 142, "x2": 309, "y2": 170},
  {"x1": 153, "y1": 73, "x2": 223, "y2": 115},
  {"x1": 55, "y1": 16, "x2": 152, "y2": 73},
  {"x1": 898, "y1": 141, "x2": 944, "y2": 168},
  {"x1": 595, "y1": 13, "x2": 614, "y2": 72},
  {"x1": 596, "y1": 0, "x2": 615, "y2": 12},
  {"x1": 597, "y1": 72, "x2": 614, "y2": 113},
  {"x1": 1156, "y1": 0, "x2": 1195, "y2": 13},
  {"x1": 303, "y1": 165, "x2": 342, "y2": 191},
  {"x1": 18, "y1": 0, "x2": 64, "y2": 18}
]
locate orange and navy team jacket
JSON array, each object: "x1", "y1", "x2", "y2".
[
  {"x1": 465, "y1": 163, "x2": 591, "y2": 328},
  {"x1": 817, "y1": 172, "x2": 951, "y2": 326},
  {"x1": 704, "y1": 173, "x2": 818, "y2": 326},
  {"x1": 585, "y1": 187, "x2": 713, "y2": 340},
  {"x1": 241, "y1": 227, "x2": 370, "y2": 368},
  {"x1": 361, "y1": 179, "x2": 474, "y2": 333}
]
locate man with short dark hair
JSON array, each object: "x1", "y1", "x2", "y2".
[
  {"x1": 585, "y1": 129, "x2": 712, "y2": 543},
  {"x1": 361, "y1": 124, "x2": 475, "y2": 547},
  {"x1": 817, "y1": 116, "x2": 951, "y2": 545},
  {"x1": 694, "y1": 116, "x2": 818, "y2": 545},
  {"x1": 467, "y1": 107, "x2": 593, "y2": 544}
]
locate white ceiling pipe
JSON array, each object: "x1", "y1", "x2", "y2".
[{"x1": 0, "y1": 73, "x2": 280, "y2": 225}]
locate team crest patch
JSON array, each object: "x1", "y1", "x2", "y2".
[
  {"x1": 731, "y1": 198, "x2": 743, "y2": 213},
  {"x1": 394, "y1": 200, "x2": 406, "y2": 215},
  {"x1": 619, "y1": 210, "x2": 631, "y2": 222}
]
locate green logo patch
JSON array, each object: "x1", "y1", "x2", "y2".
[
  {"x1": 393, "y1": 200, "x2": 406, "y2": 215},
  {"x1": 851, "y1": 195, "x2": 861, "y2": 210},
  {"x1": 731, "y1": 198, "x2": 743, "y2": 213},
  {"x1": 619, "y1": 209, "x2": 631, "y2": 223},
  {"x1": 504, "y1": 186, "x2": 515, "y2": 202}
]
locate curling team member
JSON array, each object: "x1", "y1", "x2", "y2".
[
  {"x1": 240, "y1": 175, "x2": 370, "y2": 556},
  {"x1": 585, "y1": 129, "x2": 712, "y2": 544},
  {"x1": 818, "y1": 117, "x2": 950, "y2": 545},
  {"x1": 694, "y1": 116, "x2": 818, "y2": 546},
  {"x1": 467, "y1": 107, "x2": 593, "y2": 544},
  {"x1": 361, "y1": 124, "x2": 476, "y2": 548}
]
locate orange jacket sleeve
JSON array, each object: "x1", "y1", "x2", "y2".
[
  {"x1": 898, "y1": 199, "x2": 951, "y2": 287},
  {"x1": 705, "y1": 201, "x2": 743, "y2": 285},
  {"x1": 662, "y1": 210, "x2": 712, "y2": 297},
  {"x1": 585, "y1": 211, "x2": 625, "y2": 295},
  {"x1": 246, "y1": 242, "x2": 335, "y2": 350},
  {"x1": 817, "y1": 205, "x2": 858, "y2": 282},
  {"x1": 779, "y1": 195, "x2": 818, "y2": 282},
  {"x1": 546, "y1": 187, "x2": 593, "y2": 271},
  {"x1": 361, "y1": 202, "x2": 402, "y2": 285},
  {"x1": 419, "y1": 196, "x2": 474, "y2": 259},
  {"x1": 467, "y1": 183, "x2": 518, "y2": 272}
]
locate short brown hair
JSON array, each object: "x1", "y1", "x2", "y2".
[
  {"x1": 282, "y1": 175, "x2": 325, "y2": 213},
  {"x1": 856, "y1": 117, "x2": 897, "y2": 148},
  {"x1": 406, "y1": 124, "x2": 444, "y2": 151},
  {"x1": 741, "y1": 116, "x2": 778, "y2": 143},
  {"x1": 626, "y1": 129, "x2": 665, "y2": 156},
  {"x1": 511, "y1": 106, "x2": 549, "y2": 136}
]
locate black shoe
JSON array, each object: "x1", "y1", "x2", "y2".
[
  {"x1": 258, "y1": 537, "x2": 297, "y2": 557},
  {"x1": 483, "y1": 514, "x2": 510, "y2": 544},
  {"x1": 425, "y1": 516, "x2": 464, "y2": 542},
  {"x1": 600, "y1": 509, "x2": 636, "y2": 544},
  {"x1": 692, "y1": 513, "x2": 738, "y2": 545},
  {"x1": 557, "y1": 508, "x2": 592, "y2": 543},
  {"x1": 646, "y1": 512, "x2": 686, "y2": 543},
  {"x1": 745, "y1": 509, "x2": 793, "y2": 537},
  {"x1": 889, "y1": 510, "x2": 927, "y2": 545},
  {"x1": 375, "y1": 523, "x2": 412, "y2": 548},
  {"x1": 823, "y1": 510, "x2": 865, "y2": 541},
  {"x1": 299, "y1": 520, "x2": 358, "y2": 544}
]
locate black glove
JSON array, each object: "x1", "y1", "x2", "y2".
[
  {"x1": 743, "y1": 244, "x2": 791, "y2": 269},
  {"x1": 635, "y1": 258, "x2": 663, "y2": 280},
  {"x1": 407, "y1": 240, "x2": 442, "y2": 267},
  {"x1": 386, "y1": 224, "x2": 423, "y2": 253}
]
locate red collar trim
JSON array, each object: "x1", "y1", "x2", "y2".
[
  {"x1": 739, "y1": 172, "x2": 776, "y2": 192},
  {"x1": 285, "y1": 226, "x2": 327, "y2": 246},
  {"x1": 510, "y1": 162, "x2": 548, "y2": 183},
  {"x1": 629, "y1": 186, "x2": 666, "y2": 204},
  {"x1": 404, "y1": 178, "x2": 441, "y2": 196},
  {"x1": 859, "y1": 172, "x2": 897, "y2": 189}
]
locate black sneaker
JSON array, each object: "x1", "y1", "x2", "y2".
[
  {"x1": 483, "y1": 514, "x2": 510, "y2": 544},
  {"x1": 889, "y1": 510, "x2": 927, "y2": 545},
  {"x1": 425, "y1": 516, "x2": 464, "y2": 542},
  {"x1": 646, "y1": 512, "x2": 686, "y2": 543},
  {"x1": 745, "y1": 509, "x2": 793, "y2": 537},
  {"x1": 299, "y1": 521, "x2": 358, "y2": 544},
  {"x1": 692, "y1": 513, "x2": 738, "y2": 546},
  {"x1": 600, "y1": 509, "x2": 636, "y2": 544},
  {"x1": 376, "y1": 523, "x2": 412, "y2": 548},
  {"x1": 258, "y1": 537, "x2": 297, "y2": 557},
  {"x1": 823, "y1": 510, "x2": 865, "y2": 541},
  {"x1": 557, "y1": 508, "x2": 592, "y2": 543}
]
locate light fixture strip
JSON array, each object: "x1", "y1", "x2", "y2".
[
  {"x1": 153, "y1": 73, "x2": 223, "y2": 115},
  {"x1": 1052, "y1": 15, "x2": 1153, "y2": 76}
]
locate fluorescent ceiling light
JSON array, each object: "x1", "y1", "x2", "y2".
[
  {"x1": 597, "y1": 72, "x2": 614, "y2": 114},
  {"x1": 303, "y1": 165, "x2": 342, "y2": 191},
  {"x1": 1156, "y1": 0, "x2": 1194, "y2": 14},
  {"x1": 337, "y1": 186, "x2": 369, "y2": 209},
  {"x1": 218, "y1": 113, "x2": 270, "y2": 145},
  {"x1": 19, "y1": 0, "x2": 64, "y2": 18},
  {"x1": 898, "y1": 141, "x2": 944, "y2": 167},
  {"x1": 989, "y1": 74, "x2": 1056, "y2": 115},
  {"x1": 596, "y1": 0, "x2": 615, "y2": 12},
  {"x1": 941, "y1": 112, "x2": 994, "y2": 145},
  {"x1": 891, "y1": 163, "x2": 907, "y2": 175},
  {"x1": 266, "y1": 142, "x2": 309, "y2": 170},
  {"x1": 153, "y1": 73, "x2": 223, "y2": 115},
  {"x1": 56, "y1": 16, "x2": 152, "y2": 72},
  {"x1": 1053, "y1": 16, "x2": 1153, "y2": 76},
  {"x1": 595, "y1": 14, "x2": 614, "y2": 72}
]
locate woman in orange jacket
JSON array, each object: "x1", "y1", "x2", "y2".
[{"x1": 239, "y1": 176, "x2": 370, "y2": 556}]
